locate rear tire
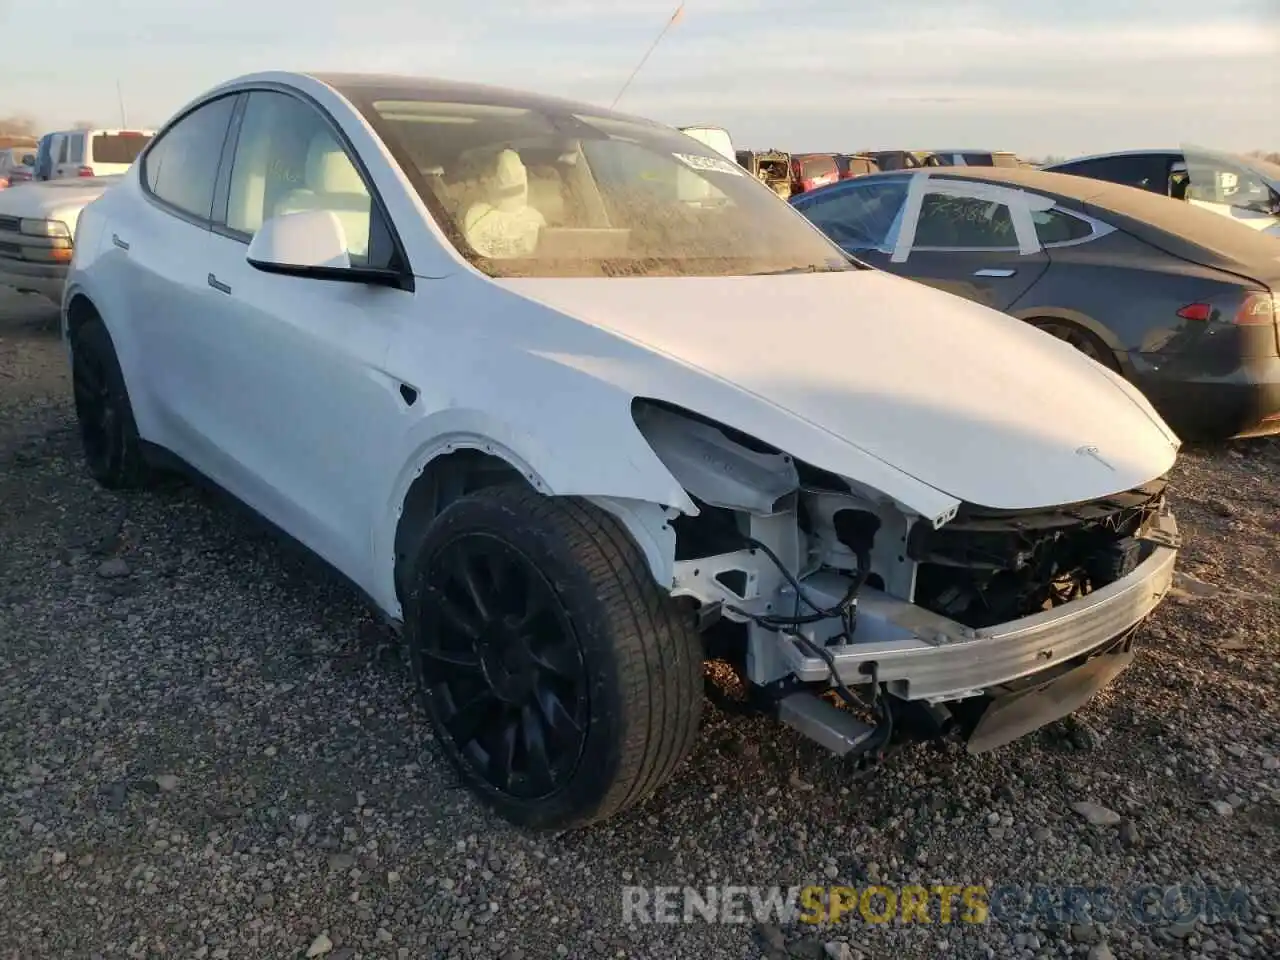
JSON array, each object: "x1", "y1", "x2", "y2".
[
  {"x1": 1029, "y1": 319, "x2": 1121, "y2": 373},
  {"x1": 69, "y1": 317, "x2": 153, "y2": 490},
  {"x1": 405, "y1": 485, "x2": 703, "y2": 830}
]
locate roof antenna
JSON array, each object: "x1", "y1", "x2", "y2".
[
  {"x1": 116, "y1": 79, "x2": 128, "y2": 128},
  {"x1": 610, "y1": 2, "x2": 686, "y2": 110}
]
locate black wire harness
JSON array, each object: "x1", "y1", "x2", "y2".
[{"x1": 724, "y1": 537, "x2": 895, "y2": 756}]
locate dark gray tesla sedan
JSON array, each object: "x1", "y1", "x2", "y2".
[{"x1": 791, "y1": 167, "x2": 1280, "y2": 441}]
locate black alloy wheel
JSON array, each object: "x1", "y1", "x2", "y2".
[
  {"x1": 404, "y1": 485, "x2": 704, "y2": 829},
  {"x1": 419, "y1": 533, "x2": 589, "y2": 800},
  {"x1": 72, "y1": 337, "x2": 120, "y2": 477},
  {"x1": 69, "y1": 316, "x2": 152, "y2": 489}
]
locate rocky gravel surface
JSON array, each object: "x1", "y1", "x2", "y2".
[{"x1": 1, "y1": 289, "x2": 1277, "y2": 960}]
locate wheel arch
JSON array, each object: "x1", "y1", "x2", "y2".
[
  {"x1": 380, "y1": 418, "x2": 694, "y2": 619},
  {"x1": 1011, "y1": 307, "x2": 1131, "y2": 375}
]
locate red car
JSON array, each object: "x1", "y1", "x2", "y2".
[{"x1": 789, "y1": 153, "x2": 840, "y2": 195}]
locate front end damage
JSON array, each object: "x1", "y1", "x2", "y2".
[{"x1": 633, "y1": 400, "x2": 1179, "y2": 760}]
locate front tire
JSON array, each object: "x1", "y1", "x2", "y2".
[
  {"x1": 405, "y1": 485, "x2": 703, "y2": 829},
  {"x1": 69, "y1": 317, "x2": 153, "y2": 490}
]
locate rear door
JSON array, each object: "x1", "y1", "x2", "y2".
[
  {"x1": 885, "y1": 176, "x2": 1050, "y2": 310},
  {"x1": 121, "y1": 94, "x2": 241, "y2": 462}
]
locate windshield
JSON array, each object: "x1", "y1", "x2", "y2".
[
  {"x1": 359, "y1": 98, "x2": 854, "y2": 278},
  {"x1": 1182, "y1": 144, "x2": 1280, "y2": 212}
]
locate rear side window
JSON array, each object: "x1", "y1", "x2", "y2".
[
  {"x1": 92, "y1": 133, "x2": 153, "y2": 165},
  {"x1": 56, "y1": 137, "x2": 69, "y2": 163},
  {"x1": 960, "y1": 153, "x2": 993, "y2": 166},
  {"x1": 69, "y1": 134, "x2": 85, "y2": 164},
  {"x1": 142, "y1": 95, "x2": 237, "y2": 220},
  {"x1": 991, "y1": 153, "x2": 1019, "y2": 168},
  {"x1": 1054, "y1": 155, "x2": 1173, "y2": 194},
  {"x1": 798, "y1": 180, "x2": 909, "y2": 249},
  {"x1": 914, "y1": 194, "x2": 1017, "y2": 248},
  {"x1": 1032, "y1": 208, "x2": 1094, "y2": 245}
]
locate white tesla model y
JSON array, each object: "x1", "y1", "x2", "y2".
[{"x1": 63, "y1": 71, "x2": 1182, "y2": 829}]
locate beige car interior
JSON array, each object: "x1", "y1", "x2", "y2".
[
  {"x1": 226, "y1": 125, "x2": 372, "y2": 261},
  {"x1": 275, "y1": 134, "x2": 372, "y2": 260}
]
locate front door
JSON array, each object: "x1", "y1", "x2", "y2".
[{"x1": 186, "y1": 88, "x2": 417, "y2": 583}]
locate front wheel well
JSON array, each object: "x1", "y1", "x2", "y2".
[
  {"x1": 392, "y1": 448, "x2": 531, "y2": 605},
  {"x1": 65, "y1": 293, "x2": 102, "y2": 340}
]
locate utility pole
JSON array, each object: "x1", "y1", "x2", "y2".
[{"x1": 116, "y1": 79, "x2": 128, "y2": 128}]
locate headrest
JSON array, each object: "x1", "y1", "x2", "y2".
[
  {"x1": 305, "y1": 133, "x2": 365, "y2": 194},
  {"x1": 493, "y1": 148, "x2": 528, "y2": 203}
]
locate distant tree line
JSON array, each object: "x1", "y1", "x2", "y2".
[{"x1": 0, "y1": 115, "x2": 101, "y2": 145}]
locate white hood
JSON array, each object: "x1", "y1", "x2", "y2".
[
  {"x1": 501, "y1": 270, "x2": 1179, "y2": 511},
  {"x1": 0, "y1": 177, "x2": 120, "y2": 232}
]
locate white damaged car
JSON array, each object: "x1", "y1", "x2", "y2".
[{"x1": 63, "y1": 72, "x2": 1182, "y2": 829}]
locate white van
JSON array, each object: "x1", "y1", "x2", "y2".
[
  {"x1": 679, "y1": 125, "x2": 735, "y2": 162},
  {"x1": 38, "y1": 128, "x2": 155, "y2": 180},
  {"x1": 676, "y1": 126, "x2": 736, "y2": 205}
]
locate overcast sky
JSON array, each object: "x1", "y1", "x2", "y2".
[{"x1": 2, "y1": 0, "x2": 1277, "y2": 156}]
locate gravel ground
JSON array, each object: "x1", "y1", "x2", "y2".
[{"x1": 1, "y1": 288, "x2": 1277, "y2": 960}]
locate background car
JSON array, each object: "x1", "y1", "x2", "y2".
[
  {"x1": 789, "y1": 152, "x2": 840, "y2": 194},
  {"x1": 791, "y1": 167, "x2": 1280, "y2": 440},
  {"x1": 834, "y1": 152, "x2": 879, "y2": 180},
  {"x1": 0, "y1": 147, "x2": 37, "y2": 190},
  {"x1": 0, "y1": 174, "x2": 121, "y2": 301},
  {"x1": 1044, "y1": 149, "x2": 1280, "y2": 236},
  {"x1": 35, "y1": 128, "x2": 155, "y2": 180},
  {"x1": 736, "y1": 148, "x2": 792, "y2": 198},
  {"x1": 926, "y1": 150, "x2": 1021, "y2": 168},
  {"x1": 865, "y1": 150, "x2": 943, "y2": 171}
]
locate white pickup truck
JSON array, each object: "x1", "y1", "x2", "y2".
[{"x1": 0, "y1": 175, "x2": 120, "y2": 303}]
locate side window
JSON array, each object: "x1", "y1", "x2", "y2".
[
  {"x1": 56, "y1": 137, "x2": 69, "y2": 164},
  {"x1": 143, "y1": 95, "x2": 237, "y2": 220},
  {"x1": 1185, "y1": 159, "x2": 1274, "y2": 210},
  {"x1": 799, "y1": 180, "x2": 908, "y2": 249},
  {"x1": 1032, "y1": 208, "x2": 1094, "y2": 245},
  {"x1": 225, "y1": 90, "x2": 375, "y2": 265},
  {"x1": 1070, "y1": 155, "x2": 1172, "y2": 193},
  {"x1": 69, "y1": 134, "x2": 85, "y2": 164},
  {"x1": 914, "y1": 193, "x2": 1017, "y2": 248}
]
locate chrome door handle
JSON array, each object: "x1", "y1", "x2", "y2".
[
  {"x1": 974, "y1": 268, "x2": 1015, "y2": 277},
  {"x1": 111, "y1": 233, "x2": 129, "y2": 251},
  {"x1": 207, "y1": 273, "x2": 231, "y2": 295}
]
